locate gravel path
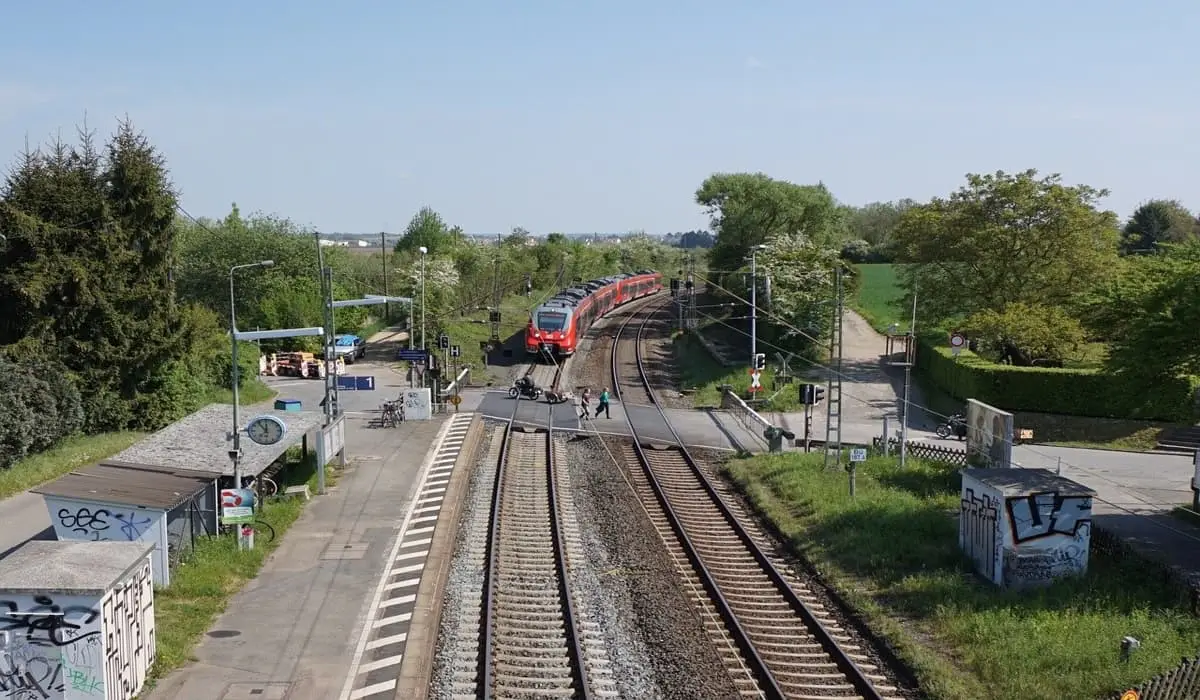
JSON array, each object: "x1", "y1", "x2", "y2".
[{"x1": 566, "y1": 434, "x2": 742, "y2": 699}]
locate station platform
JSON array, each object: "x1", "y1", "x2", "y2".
[{"x1": 146, "y1": 410, "x2": 475, "y2": 700}]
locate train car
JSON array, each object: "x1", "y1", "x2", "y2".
[{"x1": 525, "y1": 269, "x2": 662, "y2": 358}]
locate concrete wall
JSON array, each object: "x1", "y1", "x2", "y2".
[
  {"x1": 1000, "y1": 491, "x2": 1093, "y2": 588},
  {"x1": 0, "y1": 555, "x2": 155, "y2": 700},
  {"x1": 403, "y1": 388, "x2": 432, "y2": 420},
  {"x1": 44, "y1": 498, "x2": 170, "y2": 587},
  {"x1": 959, "y1": 474, "x2": 1004, "y2": 585},
  {"x1": 966, "y1": 398, "x2": 1014, "y2": 468}
]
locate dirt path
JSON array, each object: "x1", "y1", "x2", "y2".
[{"x1": 788, "y1": 309, "x2": 933, "y2": 434}]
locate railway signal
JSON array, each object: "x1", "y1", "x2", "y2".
[{"x1": 753, "y1": 353, "x2": 766, "y2": 371}]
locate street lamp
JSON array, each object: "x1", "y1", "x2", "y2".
[
  {"x1": 748, "y1": 244, "x2": 767, "y2": 367},
  {"x1": 418, "y1": 246, "x2": 427, "y2": 353},
  {"x1": 229, "y1": 260, "x2": 275, "y2": 490}
]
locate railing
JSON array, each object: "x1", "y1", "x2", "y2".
[
  {"x1": 443, "y1": 367, "x2": 471, "y2": 394},
  {"x1": 719, "y1": 386, "x2": 777, "y2": 450}
]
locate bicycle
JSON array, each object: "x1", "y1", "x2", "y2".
[
  {"x1": 240, "y1": 475, "x2": 279, "y2": 499},
  {"x1": 380, "y1": 400, "x2": 405, "y2": 427}
]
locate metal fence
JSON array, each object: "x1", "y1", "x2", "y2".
[{"x1": 872, "y1": 437, "x2": 969, "y2": 467}]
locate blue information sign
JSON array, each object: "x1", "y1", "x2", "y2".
[{"x1": 397, "y1": 349, "x2": 428, "y2": 362}]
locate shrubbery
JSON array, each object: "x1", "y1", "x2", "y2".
[
  {"x1": 0, "y1": 358, "x2": 86, "y2": 469},
  {"x1": 916, "y1": 338, "x2": 1200, "y2": 422}
]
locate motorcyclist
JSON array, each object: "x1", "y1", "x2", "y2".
[{"x1": 516, "y1": 375, "x2": 536, "y2": 394}]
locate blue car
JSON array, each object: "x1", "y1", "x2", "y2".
[{"x1": 334, "y1": 334, "x2": 367, "y2": 363}]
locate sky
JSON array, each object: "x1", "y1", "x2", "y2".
[{"x1": 2, "y1": 1, "x2": 1198, "y2": 234}]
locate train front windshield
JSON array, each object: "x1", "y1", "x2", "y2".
[{"x1": 537, "y1": 312, "x2": 568, "y2": 331}]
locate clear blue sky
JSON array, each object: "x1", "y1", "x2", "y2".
[{"x1": 3, "y1": 1, "x2": 1197, "y2": 234}]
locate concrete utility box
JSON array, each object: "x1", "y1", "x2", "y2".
[
  {"x1": 402, "y1": 388, "x2": 433, "y2": 420},
  {"x1": 959, "y1": 468, "x2": 1096, "y2": 588},
  {"x1": 33, "y1": 460, "x2": 217, "y2": 586},
  {"x1": 0, "y1": 541, "x2": 156, "y2": 700}
]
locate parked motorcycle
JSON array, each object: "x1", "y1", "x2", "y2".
[
  {"x1": 508, "y1": 377, "x2": 544, "y2": 401},
  {"x1": 936, "y1": 413, "x2": 968, "y2": 440}
]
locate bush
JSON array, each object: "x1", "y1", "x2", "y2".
[
  {"x1": 0, "y1": 358, "x2": 86, "y2": 468},
  {"x1": 916, "y1": 337, "x2": 1200, "y2": 422}
]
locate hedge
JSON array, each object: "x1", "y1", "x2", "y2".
[{"x1": 915, "y1": 338, "x2": 1200, "y2": 423}]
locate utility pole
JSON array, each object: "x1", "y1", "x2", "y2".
[
  {"x1": 900, "y1": 284, "x2": 918, "y2": 469},
  {"x1": 748, "y1": 244, "x2": 766, "y2": 366},
  {"x1": 823, "y1": 264, "x2": 845, "y2": 469},
  {"x1": 490, "y1": 255, "x2": 501, "y2": 342},
  {"x1": 381, "y1": 231, "x2": 389, "y2": 321}
]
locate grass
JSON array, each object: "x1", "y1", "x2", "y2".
[
  {"x1": 851, "y1": 263, "x2": 908, "y2": 333},
  {"x1": 205, "y1": 378, "x2": 277, "y2": 406},
  {"x1": 440, "y1": 286, "x2": 559, "y2": 383},
  {"x1": 1048, "y1": 428, "x2": 1163, "y2": 452},
  {"x1": 149, "y1": 449, "x2": 337, "y2": 684},
  {"x1": 0, "y1": 432, "x2": 146, "y2": 500},
  {"x1": 725, "y1": 451, "x2": 1200, "y2": 700},
  {"x1": 673, "y1": 331, "x2": 806, "y2": 411}
]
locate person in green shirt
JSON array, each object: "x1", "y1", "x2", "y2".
[{"x1": 594, "y1": 388, "x2": 610, "y2": 419}]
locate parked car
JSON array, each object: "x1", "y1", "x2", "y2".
[{"x1": 333, "y1": 334, "x2": 366, "y2": 363}]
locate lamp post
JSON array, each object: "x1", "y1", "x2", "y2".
[
  {"x1": 418, "y1": 246, "x2": 427, "y2": 353},
  {"x1": 229, "y1": 260, "x2": 275, "y2": 490},
  {"x1": 748, "y1": 244, "x2": 767, "y2": 366}
]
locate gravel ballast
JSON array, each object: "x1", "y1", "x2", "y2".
[{"x1": 564, "y1": 433, "x2": 742, "y2": 699}]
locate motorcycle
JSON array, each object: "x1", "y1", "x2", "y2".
[
  {"x1": 936, "y1": 413, "x2": 968, "y2": 440},
  {"x1": 509, "y1": 379, "x2": 543, "y2": 401}
]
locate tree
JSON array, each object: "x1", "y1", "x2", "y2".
[
  {"x1": 1104, "y1": 242, "x2": 1200, "y2": 379},
  {"x1": 892, "y1": 169, "x2": 1120, "y2": 325},
  {"x1": 394, "y1": 207, "x2": 455, "y2": 257},
  {"x1": 845, "y1": 200, "x2": 915, "y2": 248},
  {"x1": 757, "y1": 233, "x2": 841, "y2": 355},
  {"x1": 1120, "y1": 199, "x2": 1199, "y2": 255},
  {"x1": 696, "y1": 173, "x2": 845, "y2": 278},
  {"x1": 0, "y1": 120, "x2": 192, "y2": 432},
  {"x1": 961, "y1": 303, "x2": 1086, "y2": 366}
]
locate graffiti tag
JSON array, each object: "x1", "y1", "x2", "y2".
[
  {"x1": 55, "y1": 508, "x2": 110, "y2": 541},
  {"x1": 0, "y1": 597, "x2": 100, "y2": 647},
  {"x1": 112, "y1": 513, "x2": 151, "y2": 541},
  {"x1": 0, "y1": 653, "x2": 63, "y2": 699},
  {"x1": 1006, "y1": 493, "x2": 1092, "y2": 544}
]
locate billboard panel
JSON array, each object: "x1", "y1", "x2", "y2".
[{"x1": 966, "y1": 398, "x2": 1014, "y2": 468}]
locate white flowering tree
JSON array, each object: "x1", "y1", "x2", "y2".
[{"x1": 757, "y1": 232, "x2": 841, "y2": 357}]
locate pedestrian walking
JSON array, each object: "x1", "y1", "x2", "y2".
[
  {"x1": 579, "y1": 388, "x2": 592, "y2": 420},
  {"x1": 595, "y1": 387, "x2": 611, "y2": 419}
]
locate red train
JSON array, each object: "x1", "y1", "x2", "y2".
[{"x1": 526, "y1": 270, "x2": 663, "y2": 358}]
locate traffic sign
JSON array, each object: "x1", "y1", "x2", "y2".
[
  {"x1": 450, "y1": 345, "x2": 461, "y2": 358},
  {"x1": 749, "y1": 370, "x2": 763, "y2": 393},
  {"x1": 448, "y1": 394, "x2": 462, "y2": 406},
  {"x1": 335, "y1": 375, "x2": 376, "y2": 391},
  {"x1": 950, "y1": 332, "x2": 967, "y2": 357},
  {"x1": 397, "y1": 349, "x2": 428, "y2": 362},
  {"x1": 849, "y1": 448, "x2": 868, "y2": 462},
  {"x1": 1120, "y1": 691, "x2": 1139, "y2": 700}
]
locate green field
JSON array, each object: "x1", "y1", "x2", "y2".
[
  {"x1": 726, "y1": 452, "x2": 1200, "y2": 700},
  {"x1": 851, "y1": 263, "x2": 907, "y2": 333}
]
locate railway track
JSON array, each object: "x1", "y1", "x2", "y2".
[
  {"x1": 609, "y1": 302, "x2": 901, "y2": 700},
  {"x1": 447, "y1": 380, "x2": 613, "y2": 699}
]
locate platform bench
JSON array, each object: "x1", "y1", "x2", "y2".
[{"x1": 283, "y1": 484, "x2": 311, "y2": 501}]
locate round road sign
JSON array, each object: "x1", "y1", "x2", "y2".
[
  {"x1": 1120, "y1": 691, "x2": 1139, "y2": 700},
  {"x1": 950, "y1": 333, "x2": 966, "y2": 348},
  {"x1": 448, "y1": 394, "x2": 462, "y2": 406}
]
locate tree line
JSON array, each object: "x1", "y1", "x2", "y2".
[
  {"x1": 696, "y1": 169, "x2": 1200, "y2": 392},
  {"x1": 0, "y1": 121, "x2": 683, "y2": 469}
]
